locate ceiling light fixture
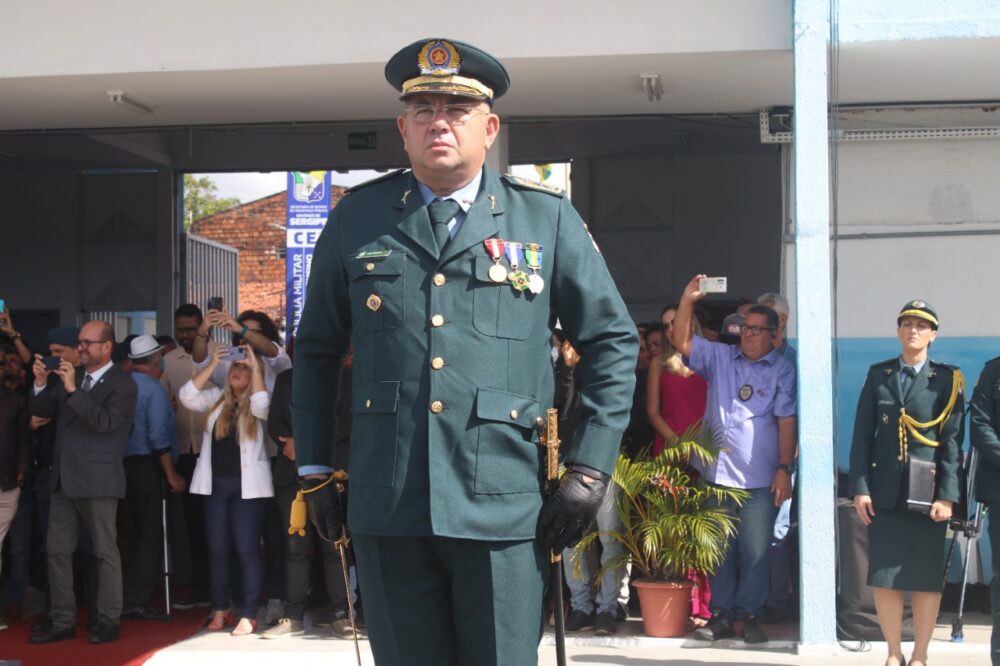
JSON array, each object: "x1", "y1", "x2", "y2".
[
  {"x1": 107, "y1": 90, "x2": 153, "y2": 115},
  {"x1": 639, "y1": 73, "x2": 663, "y2": 103}
]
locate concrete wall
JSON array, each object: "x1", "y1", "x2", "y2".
[
  {"x1": 839, "y1": 0, "x2": 1000, "y2": 42},
  {"x1": 777, "y1": 123, "x2": 1000, "y2": 469}
]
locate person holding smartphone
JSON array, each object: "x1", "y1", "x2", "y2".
[
  {"x1": 0, "y1": 305, "x2": 34, "y2": 376},
  {"x1": 179, "y1": 344, "x2": 272, "y2": 636},
  {"x1": 192, "y1": 309, "x2": 290, "y2": 395}
]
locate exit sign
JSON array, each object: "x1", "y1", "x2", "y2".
[{"x1": 348, "y1": 132, "x2": 377, "y2": 150}]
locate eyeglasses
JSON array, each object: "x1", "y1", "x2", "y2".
[
  {"x1": 77, "y1": 338, "x2": 109, "y2": 347},
  {"x1": 404, "y1": 104, "x2": 487, "y2": 126},
  {"x1": 740, "y1": 325, "x2": 775, "y2": 336}
]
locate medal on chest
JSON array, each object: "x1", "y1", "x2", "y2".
[
  {"x1": 505, "y1": 241, "x2": 530, "y2": 291},
  {"x1": 483, "y1": 239, "x2": 509, "y2": 283},
  {"x1": 524, "y1": 243, "x2": 545, "y2": 294},
  {"x1": 738, "y1": 384, "x2": 753, "y2": 401}
]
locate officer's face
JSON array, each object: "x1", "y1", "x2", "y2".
[
  {"x1": 397, "y1": 94, "x2": 500, "y2": 192},
  {"x1": 897, "y1": 316, "x2": 937, "y2": 353},
  {"x1": 739, "y1": 313, "x2": 775, "y2": 361}
]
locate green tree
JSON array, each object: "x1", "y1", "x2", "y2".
[{"x1": 183, "y1": 174, "x2": 241, "y2": 230}]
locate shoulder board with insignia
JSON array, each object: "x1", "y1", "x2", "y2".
[
  {"x1": 502, "y1": 174, "x2": 565, "y2": 197},
  {"x1": 346, "y1": 169, "x2": 409, "y2": 195},
  {"x1": 929, "y1": 359, "x2": 960, "y2": 371}
]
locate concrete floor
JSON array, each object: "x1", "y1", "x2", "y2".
[{"x1": 142, "y1": 611, "x2": 992, "y2": 666}]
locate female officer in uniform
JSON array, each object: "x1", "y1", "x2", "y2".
[{"x1": 850, "y1": 300, "x2": 965, "y2": 666}]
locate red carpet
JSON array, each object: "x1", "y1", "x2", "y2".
[{"x1": 0, "y1": 608, "x2": 207, "y2": 666}]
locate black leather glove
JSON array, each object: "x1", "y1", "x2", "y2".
[
  {"x1": 537, "y1": 465, "x2": 610, "y2": 553},
  {"x1": 301, "y1": 476, "x2": 345, "y2": 543}
]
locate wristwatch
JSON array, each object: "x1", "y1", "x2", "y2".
[{"x1": 777, "y1": 463, "x2": 794, "y2": 475}]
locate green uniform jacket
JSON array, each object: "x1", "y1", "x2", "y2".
[
  {"x1": 970, "y1": 356, "x2": 1000, "y2": 503},
  {"x1": 849, "y1": 357, "x2": 964, "y2": 508},
  {"x1": 292, "y1": 167, "x2": 638, "y2": 540}
]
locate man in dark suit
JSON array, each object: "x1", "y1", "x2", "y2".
[{"x1": 28, "y1": 320, "x2": 137, "y2": 644}]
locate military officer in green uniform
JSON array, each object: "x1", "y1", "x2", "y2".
[
  {"x1": 291, "y1": 38, "x2": 637, "y2": 666},
  {"x1": 849, "y1": 300, "x2": 964, "y2": 666},
  {"x1": 970, "y1": 354, "x2": 1000, "y2": 665}
]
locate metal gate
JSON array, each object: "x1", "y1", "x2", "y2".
[{"x1": 183, "y1": 232, "x2": 239, "y2": 344}]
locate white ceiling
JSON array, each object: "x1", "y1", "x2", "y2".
[{"x1": 0, "y1": 37, "x2": 998, "y2": 171}]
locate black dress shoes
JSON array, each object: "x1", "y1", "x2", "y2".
[
  {"x1": 88, "y1": 621, "x2": 120, "y2": 644},
  {"x1": 29, "y1": 623, "x2": 75, "y2": 644},
  {"x1": 121, "y1": 605, "x2": 168, "y2": 621}
]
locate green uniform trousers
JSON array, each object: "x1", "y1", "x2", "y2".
[{"x1": 353, "y1": 534, "x2": 546, "y2": 666}]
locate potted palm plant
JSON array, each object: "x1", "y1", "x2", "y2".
[{"x1": 573, "y1": 434, "x2": 747, "y2": 637}]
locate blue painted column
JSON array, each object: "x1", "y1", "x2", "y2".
[{"x1": 793, "y1": 0, "x2": 837, "y2": 647}]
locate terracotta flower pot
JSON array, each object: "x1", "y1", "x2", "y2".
[{"x1": 632, "y1": 578, "x2": 694, "y2": 637}]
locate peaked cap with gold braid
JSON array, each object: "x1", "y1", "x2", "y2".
[
  {"x1": 896, "y1": 299, "x2": 939, "y2": 330},
  {"x1": 385, "y1": 38, "x2": 510, "y2": 103}
]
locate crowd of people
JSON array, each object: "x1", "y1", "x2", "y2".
[
  {"x1": 0, "y1": 281, "x2": 801, "y2": 649},
  {"x1": 557, "y1": 283, "x2": 798, "y2": 645},
  {"x1": 0, "y1": 303, "x2": 360, "y2": 644}
]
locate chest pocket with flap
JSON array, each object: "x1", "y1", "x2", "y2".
[
  {"x1": 347, "y1": 253, "x2": 404, "y2": 332},
  {"x1": 472, "y1": 255, "x2": 535, "y2": 340}
]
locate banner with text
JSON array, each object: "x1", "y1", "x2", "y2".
[{"x1": 285, "y1": 171, "x2": 331, "y2": 339}]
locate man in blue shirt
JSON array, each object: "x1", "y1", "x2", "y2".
[
  {"x1": 119, "y1": 335, "x2": 184, "y2": 621},
  {"x1": 674, "y1": 275, "x2": 797, "y2": 644}
]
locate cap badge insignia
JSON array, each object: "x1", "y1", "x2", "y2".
[
  {"x1": 911, "y1": 300, "x2": 925, "y2": 308},
  {"x1": 418, "y1": 40, "x2": 461, "y2": 76},
  {"x1": 739, "y1": 384, "x2": 753, "y2": 401}
]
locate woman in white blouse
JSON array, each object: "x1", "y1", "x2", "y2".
[{"x1": 180, "y1": 344, "x2": 273, "y2": 636}]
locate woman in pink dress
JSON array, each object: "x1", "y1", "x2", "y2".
[{"x1": 644, "y1": 303, "x2": 711, "y2": 624}]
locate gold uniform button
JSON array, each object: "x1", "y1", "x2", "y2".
[
  {"x1": 431, "y1": 314, "x2": 444, "y2": 327},
  {"x1": 430, "y1": 401, "x2": 444, "y2": 414},
  {"x1": 365, "y1": 399, "x2": 372, "y2": 409},
  {"x1": 433, "y1": 273, "x2": 446, "y2": 286},
  {"x1": 535, "y1": 417, "x2": 544, "y2": 427},
  {"x1": 510, "y1": 410, "x2": 519, "y2": 420},
  {"x1": 366, "y1": 262, "x2": 376, "y2": 271},
  {"x1": 431, "y1": 357, "x2": 445, "y2": 370}
]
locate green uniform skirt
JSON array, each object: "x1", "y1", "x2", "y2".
[{"x1": 867, "y1": 507, "x2": 947, "y2": 592}]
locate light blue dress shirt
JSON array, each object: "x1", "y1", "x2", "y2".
[
  {"x1": 416, "y1": 170, "x2": 483, "y2": 239},
  {"x1": 687, "y1": 336, "x2": 797, "y2": 489},
  {"x1": 127, "y1": 371, "x2": 178, "y2": 460}
]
